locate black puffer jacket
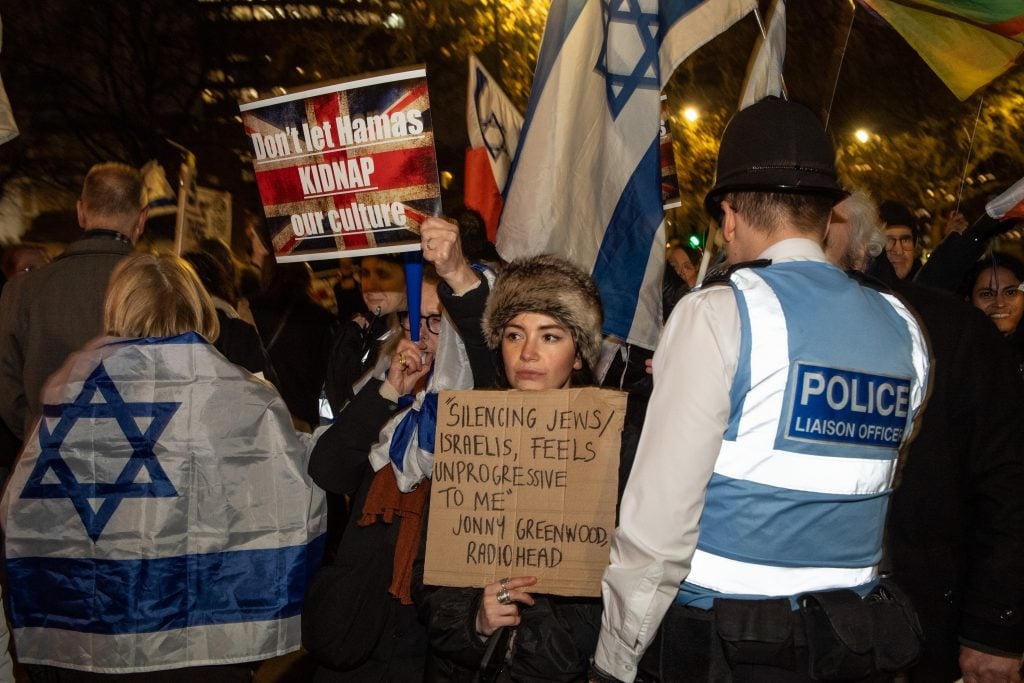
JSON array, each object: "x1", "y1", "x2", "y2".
[{"x1": 413, "y1": 568, "x2": 600, "y2": 682}]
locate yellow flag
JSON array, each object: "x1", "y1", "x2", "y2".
[{"x1": 865, "y1": 0, "x2": 1023, "y2": 100}]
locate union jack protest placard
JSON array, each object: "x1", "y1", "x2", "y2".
[{"x1": 240, "y1": 66, "x2": 441, "y2": 263}]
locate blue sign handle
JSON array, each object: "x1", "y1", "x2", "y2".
[{"x1": 404, "y1": 252, "x2": 423, "y2": 343}]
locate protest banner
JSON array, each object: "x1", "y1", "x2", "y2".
[
  {"x1": 424, "y1": 387, "x2": 627, "y2": 597},
  {"x1": 239, "y1": 66, "x2": 441, "y2": 263},
  {"x1": 196, "y1": 186, "x2": 232, "y2": 245}
]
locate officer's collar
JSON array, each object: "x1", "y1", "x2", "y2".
[{"x1": 756, "y1": 238, "x2": 827, "y2": 264}]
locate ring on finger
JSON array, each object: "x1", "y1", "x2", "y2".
[
  {"x1": 399, "y1": 352, "x2": 407, "y2": 367},
  {"x1": 500, "y1": 577, "x2": 510, "y2": 591},
  {"x1": 496, "y1": 587, "x2": 512, "y2": 605}
]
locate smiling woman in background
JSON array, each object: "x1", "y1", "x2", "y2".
[{"x1": 966, "y1": 252, "x2": 1024, "y2": 371}]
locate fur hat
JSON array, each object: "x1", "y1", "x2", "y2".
[{"x1": 482, "y1": 255, "x2": 603, "y2": 370}]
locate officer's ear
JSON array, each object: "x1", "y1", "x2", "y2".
[{"x1": 721, "y1": 201, "x2": 737, "y2": 243}]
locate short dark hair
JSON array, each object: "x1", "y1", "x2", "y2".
[
  {"x1": 723, "y1": 191, "x2": 834, "y2": 235},
  {"x1": 879, "y1": 200, "x2": 918, "y2": 243},
  {"x1": 669, "y1": 243, "x2": 702, "y2": 266},
  {"x1": 183, "y1": 251, "x2": 235, "y2": 305}
]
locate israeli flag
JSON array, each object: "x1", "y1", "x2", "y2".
[
  {"x1": 498, "y1": 0, "x2": 754, "y2": 349},
  {"x1": 0, "y1": 333, "x2": 326, "y2": 673}
]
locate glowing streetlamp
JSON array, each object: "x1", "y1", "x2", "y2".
[
  {"x1": 682, "y1": 106, "x2": 699, "y2": 123},
  {"x1": 854, "y1": 128, "x2": 870, "y2": 144}
]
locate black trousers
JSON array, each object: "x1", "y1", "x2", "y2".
[{"x1": 639, "y1": 604, "x2": 894, "y2": 683}]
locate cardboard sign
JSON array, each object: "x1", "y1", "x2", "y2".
[
  {"x1": 239, "y1": 66, "x2": 441, "y2": 263},
  {"x1": 196, "y1": 186, "x2": 232, "y2": 245},
  {"x1": 424, "y1": 388, "x2": 627, "y2": 597}
]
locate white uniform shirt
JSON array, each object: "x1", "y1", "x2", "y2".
[{"x1": 595, "y1": 238, "x2": 839, "y2": 682}]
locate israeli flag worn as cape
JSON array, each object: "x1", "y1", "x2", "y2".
[
  {"x1": 498, "y1": 0, "x2": 755, "y2": 349},
  {"x1": 0, "y1": 333, "x2": 327, "y2": 673}
]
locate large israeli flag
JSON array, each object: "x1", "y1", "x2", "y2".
[
  {"x1": 498, "y1": 0, "x2": 754, "y2": 349},
  {"x1": 0, "y1": 333, "x2": 326, "y2": 673}
]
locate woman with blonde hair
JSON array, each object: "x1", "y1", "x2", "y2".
[
  {"x1": 1, "y1": 253, "x2": 326, "y2": 681},
  {"x1": 104, "y1": 252, "x2": 219, "y2": 341}
]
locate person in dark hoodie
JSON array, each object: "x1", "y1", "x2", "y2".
[{"x1": 834, "y1": 193, "x2": 1024, "y2": 683}]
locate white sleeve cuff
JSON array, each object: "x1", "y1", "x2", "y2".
[{"x1": 594, "y1": 628, "x2": 642, "y2": 683}]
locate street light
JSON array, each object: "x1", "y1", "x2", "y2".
[
  {"x1": 682, "y1": 106, "x2": 699, "y2": 123},
  {"x1": 854, "y1": 128, "x2": 870, "y2": 144}
]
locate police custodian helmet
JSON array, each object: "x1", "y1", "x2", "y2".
[{"x1": 704, "y1": 96, "x2": 849, "y2": 222}]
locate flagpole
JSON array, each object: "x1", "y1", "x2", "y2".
[
  {"x1": 752, "y1": 4, "x2": 788, "y2": 100},
  {"x1": 824, "y1": 0, "x2": 856, "y2": 131},
  {"x1": 954, "y1": 96, "x2": 985, "y2": 215}
]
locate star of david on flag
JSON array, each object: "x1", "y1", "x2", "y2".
[
  {"x1": 1, "y1": 334, "x2": 326, "y2": 673},
  {"x1": 21, "y1": 363, "x2": 180, "y2": 542},
  {"x1": 597, "y1": 0, "x2": 662, "y2": 118},
  {"x1": 498, "y1": 0, "x2": 754, "y2": 349},
  {"x1": 466, "y1": 55, "x2": 524, "y2": 241}
]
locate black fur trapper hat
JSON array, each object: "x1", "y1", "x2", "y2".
[{"x1": 482, "y1": 255, "x2": 603, "y2": 370}]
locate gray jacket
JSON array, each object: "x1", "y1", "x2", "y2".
[{"x1": 0, "y1": 231, "x2": 133, "y2": 438}]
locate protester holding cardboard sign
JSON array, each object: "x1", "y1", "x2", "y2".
[{"x1": 414, "y1": 217, "x2": 633, "y2": 682}]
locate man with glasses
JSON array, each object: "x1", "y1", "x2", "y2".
[{"x1": 879, "y1": 200, "x2": 920, "y2": 280}]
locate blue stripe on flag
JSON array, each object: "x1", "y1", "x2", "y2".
[
  {"x1": 6, "y1": 535, "x2": 325, "y2": 634},
  {"x1": 504, "y1": 0, "x2": 587, "y2": 199},
  {"x1": 661, "y1": 0, "x2": 709, "y2": 29},
  {"x1": 591, "y1": 136, "x2": 664, "y2": 339}
]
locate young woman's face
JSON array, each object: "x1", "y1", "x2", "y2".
[
  {"x1": 972, "y1": 265, "x2": 1024, "y2": 336},
  {"x1": 359, "y1": 256, "x2": 406, "y2": 316},
  {"x1": 500, "y1": 312, "x2": 582, "y2": 391}
]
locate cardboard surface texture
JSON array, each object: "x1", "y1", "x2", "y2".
[{"x1": 424, "y1": 387, "x2": 627, "y2": 597}]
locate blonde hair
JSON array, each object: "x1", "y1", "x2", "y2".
[{"x1": 104, "y1": 253, "x2": 220, "y2": 341}]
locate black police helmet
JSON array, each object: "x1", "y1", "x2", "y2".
[{"x1": 704, "y1": 97, "x2": 848, "y2": 222}]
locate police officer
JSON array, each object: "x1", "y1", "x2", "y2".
[{"x1": 591, "y1": 97, "x2": 930, "y2": 682}]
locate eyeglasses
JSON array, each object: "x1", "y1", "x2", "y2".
[
  {"x1": 885, "y1": 235, "x2": 914, "y2": 251},
  {"x1": 399, "y1": 311, "x2": 443, "y2": 335}
]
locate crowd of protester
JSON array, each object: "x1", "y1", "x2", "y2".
[{"x1": 0, "y1": 96, "x2": 1021, "y2": 683}]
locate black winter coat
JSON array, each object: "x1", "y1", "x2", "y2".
[{"x1": 887, "y1": 281, "x2": 1024, "y2": 680}]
